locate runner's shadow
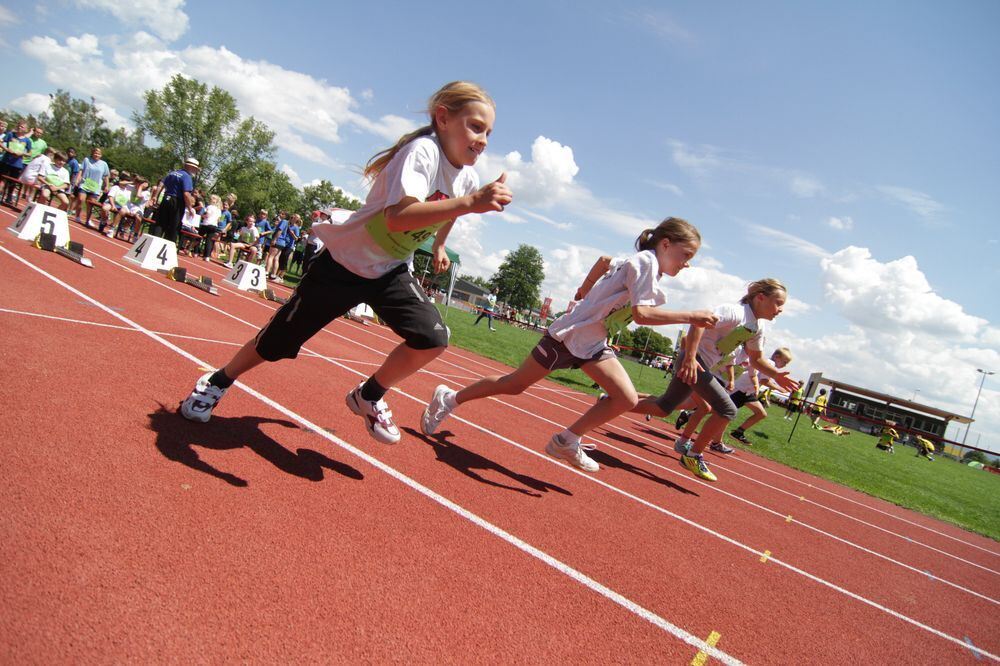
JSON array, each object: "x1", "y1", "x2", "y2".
[
  {"x1": 148, "y1": 404, "x2": 364, "y2": 487},
  {"x1": 636, "y1": 425, "x2": 680, "y2": 443},
  {"x1": 599, "y1": 428, "x2": 671, "y2": 457},
  {"x1": 588, "y1": 449, "x2": 698, "y2": 496},
  {"x1": 403, "y1": 427, "x2": 571, "y2": 498}
]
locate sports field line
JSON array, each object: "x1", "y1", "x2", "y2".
[
  {"x1": 556, "y1": 387, "x2": 1000, "y2": 559},
  {"x1": 419, "y1": 343, "x2": 1000, "y2": 579},
  {"x1": 0, "y1": 243, "x2": 747, "y2": 666},
  {"x1": 6, "y1": 241, "x2": 996, "y2": 661},
  {"x1": 415, "y1": 365, "x2": 999, "y2": 608}
]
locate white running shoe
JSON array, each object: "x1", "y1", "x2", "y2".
[
  {"x1": 546, "y1": 433, "x2": 599, "y2": 473},
  {"x1": 346, "y1": 382, "x2": 401, "y2": 444},
  {"x1": 421, "y1": 384, "x2": 455, "y2": 435},
  {"x1": 180, "y1": 371, "x2": 229, "y2": 422}
]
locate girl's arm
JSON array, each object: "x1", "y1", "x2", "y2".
[
  {"x1": 384, "y1": 173, "x2": 512, "y2": 232},
  {"x1": 430, "y1": 220, "x2": 457, "y2": 273},
  {"x1": 574, "y1": 256, "x2": 612, "y2": 300},
  {"x1": 632, "y1": 305, "x2": 718, "y2": 327},
  {"x1": 726, "y1": 364, "x2": 736, "y2": 392},
  {"x1": 748, "y1": 349, "x2": 798, "y2": 392},
  {"x1": 676, "y1": 325, "x2": 707, "y2": 385}
]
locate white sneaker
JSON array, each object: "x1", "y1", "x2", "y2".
[
  {"x1": 346, "y1": 382, "x2": 400, "y2": 444},
  {"x1": 180, "y1": 371, "x2": 228, "y2": 422},
  {"x1": 546, "y1": 433, "x2": 599, "y2": 472},
  {"x1": 421, "y1": 384, "x2": 455, "y2": 435}
]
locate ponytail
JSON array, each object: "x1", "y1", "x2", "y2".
[
  {"x1": 635, "y1": 216, "x2": 701, "y2": 252},
  {"x1": 741, "y1": 278, "x2": 787, "y2": 305}
]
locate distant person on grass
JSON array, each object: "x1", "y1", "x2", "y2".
[
  {"x1": 474, "y1": 287, "x2": 498, "y2": 330},
  {"x1": 784, "y1": 383, "x2": 804, "y2": 420},
  {"x1": 181, "y1": 81, "x2": 512, "y2": 446},
  {"x1": 420, "y1": 217, "x2": 717, "y2": 473},
  {"x1": 876, "y1": 422, "x2": 898, "y2": 453},
  {"x1": 810, "y1": 388, "x2": 829, "y2": 428}
]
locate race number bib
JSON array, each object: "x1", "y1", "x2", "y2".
[
  {"x1": 604, "y1": 305, "x2": 633, "y2": 337},
  {"x1": 6, "y1": 139, "x2": 26, "y2": 156},
  {"x1": 82, "y1": 177, "x2": 101, "y2": 193},
  {"x1": 44, "y1": 174, "x2": 66, "y2": 187},
  {"x1": 364, "y1": 190, "x2": 450, "y2": 260},
  {"x1": 710, "y1": 325, "x2": 755, "y2": 373},
  {"x1": 114, "y1": 192, "x2": 131, "y2": 206}
]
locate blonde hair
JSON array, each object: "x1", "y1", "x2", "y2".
[
  {"x1": 209, "y1": 194, "x2": 221, "y2": 206},
  {"x1": 363, "y1": 81, "x2": 495, "y2": 181},
  {"x1": 634, "y1": 217, "x2": 701, "y2": 252},
  {"x1": 741, "y1": 278, "x2": 787, "y2": 305},
  {"x1": 773, "y1": 347, "x2": 793, "y2": 363}
]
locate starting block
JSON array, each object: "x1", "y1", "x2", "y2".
[
  {"x1": 224, "y1": 259, "x2": 266, "y2": 291},
  {"x1": 9, "y1": 203, "x2": 71, "y2": 247},
  {"x1": 158, "y1": 266, "x2": 218, "y2": 295},
  {"x1": 250, "y1": 287, "x2": 288, "y2": 305},
  {"x1": 34, "y1": 232, "x2": 94, "y2": 267}
]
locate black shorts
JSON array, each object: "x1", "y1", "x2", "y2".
[
  {"x1": 254, "y1": 251, "x2": 449, "y2": 361},
  {"x1": 730, "y1": 391, "x2": 760, "y2": 409}
]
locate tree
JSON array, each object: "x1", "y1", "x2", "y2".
[
  {"x1": 35, "y1": 90, "x2": 106, "y2": 150},
  {"x1": 301, "y1": 179, "x2": 362, "y2": 213},
  {"x1": 214, "y1": 160, "x2": 300, "y2": 218},
  {"x1": 490, "y1": 244, "x2": 544, "y2": 311},
  {"x1": 630, "y1": 326, "x2": 673, "y2": 358},
  {"x1": 133, "y1": 75, "x2": 275, "y2": 187},
  {"x1": 460, "y1": 274, "x2": 491, "y2": 290},
  {"x1": 963, "y1": 450, "x2": 989, "y2": 465}
]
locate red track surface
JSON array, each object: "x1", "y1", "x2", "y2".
[{"x1": 1, "y1": 208, "x2": 998, "y2": 664}]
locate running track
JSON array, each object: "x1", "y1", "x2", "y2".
[{"x1": 1, "y1": 207, "x2": 998, "y2": 664}]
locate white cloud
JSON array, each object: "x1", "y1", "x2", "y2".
[
  {"x1": 626, "y1": 9, "x2": 697, "y2": 46},
  {"x1": 877, "y1": 185, "x2": 945, "y2": 219},
  {"x1": 0, "y1": 5, "x2": 17, "y2": 46},
  {"x1": 8, "y1": 92, "x2": 50, "y2": 116},
  {"x1": 745, "y1": 223, "x2": 831, "y2": 260},
  {"x1": 648, "y1": 180, "x2": 684, "y2": 196},
  {"x1": 790, "y1": 175, "x2": 825, "y2": 198},
  {"x1": 76, "y1": 0, "x2": 189, "y2": 42},
  {"x1": 445, "y1": 214, "x2": 508, "y2": 281},
  {"x1": 826, "y1": 215, "x2": 854, "y2": 231},
  {"x1": 281, "y1": 163, "x2": 302, "y2": 188},
  {"x1": 519, "y1": 208, "x2": 573, "y2": 231}
]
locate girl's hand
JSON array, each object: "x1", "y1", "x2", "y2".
[
  {"x1": 689, "y1": 310, "x2": 719, "y2": 328},
  {"x1": 727, "y1": 381, "x2": 735, "y2": 392},
  {"x1": 468, "y1": 172, "x2": 512, "y2": 214},
  {"x1": 432, "y1": 245, "x2": 450, "y2": 273},
  {"x1": 677, "y1": 356, "x2": 701, "y2": 385},
  {"x1": 772, "y1": 372, "x2": 798, "y2": 393}
]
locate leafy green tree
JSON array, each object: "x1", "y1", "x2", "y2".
[
  {"x1": 214, "y1": 161, "x2": 300, "y2": 218},
  {"x1": 490, "y1": 244, "x2": 544, "y2": 311},
  {"x1": 460, "y1": 274, "x2": 491, "y2": 290},
  {"x1": 133, "y1": 75, "x2": 275, "y2": 187},
  {"x1": 631, "y1": 326, "x2": 673, "y2": 358},
  {"x1": 35, "y1": 90, "x2": 106, "y2": 150},
  {"x1": 301, "y1": 179, "x2": 362, "y2": 212},
  {"x1": 963, "y1": 450, "x2": 989, "y2": 465}
]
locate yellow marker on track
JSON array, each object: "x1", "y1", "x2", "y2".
[
  {"x1": 760, "y1": 550, "x2": 771, "y2": 563},
  {"x1": 691, "y1": 630, "x2": 722, "y2": 666},
  {"x1": 786, "y1": 515, "x2": 793, "y2": 523}
]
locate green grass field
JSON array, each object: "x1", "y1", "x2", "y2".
[{"x1": 438, "y1": 304, "x2": 1000, "y2": 541}]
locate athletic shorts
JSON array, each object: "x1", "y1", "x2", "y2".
[
  {"x1": 654, "y1": 351, "x2": 738, "y2": 421},
  {"x1": 254, "y1": 250, "x2": 449, "y2": 361},
  {"x1": 530, "y1": 334, "x2": 615, "y2": 371},
  {"x1": 730, "y1": 390, "x2": 760, "y2": 409}
]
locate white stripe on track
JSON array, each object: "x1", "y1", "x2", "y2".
[{"x1": 0, "y1": 243, "x2": 745, "y2": 666}]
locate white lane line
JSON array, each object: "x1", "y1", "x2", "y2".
[
  {"x1": 6, "y1": 240, "x2": 995, "y2": 659},
  {"x1": 0, "y1": 243, "x2": 745, "y2": 666}
]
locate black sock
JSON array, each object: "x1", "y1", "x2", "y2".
[
  {"x1": 360, "y1": 376, "x2": 387, "y2": 402},
  {"x1": 208, "y1": 368, "x2": 234, "y2": 389}
]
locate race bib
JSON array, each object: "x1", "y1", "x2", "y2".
[
  {"x1": 44, "y1": 174, "x2": 66, "y2": 187},
  {"x1": 604, "y1": 305, "x2": 633, "y2": 337},
  {"x1": 82, "y1": 177, "x2": 101, "y2": 193},
  {"x1": 6, "y1": 139, "x2": 26, "y2": 156},
  {"x1": 365, "y1": 212, "x2": 445, "y2": 260},
  {"x1": 710, "y1": 325, "x2": 755, "y2": 373},
  {"x1": 114, "y1": 192, "x2": 130, "y2": 206}
]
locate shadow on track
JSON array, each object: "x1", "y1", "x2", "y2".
[
  {"x1": 403, "y1": 427, "x2": 572, "y2": 498},
  {"x1": 600, "y1": 428, "x2": 672, "y2": 457},
  {"x1": 148, "y1": 404, "x2": 364, "y2": 487},
  {"x1": 587, "y1": 448, "x2": 699, "y2": 497}
]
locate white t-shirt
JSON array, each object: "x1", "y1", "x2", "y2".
[
  {"x1": 107, "y1": 184, "x2": 133, "y2": 207},
  {"x1": 181, "y1": 208, "x2": 200, "y2": 231},
  {"x1": 20, "y1": 154, "x2": 52, "y2": 184},
  {"x1": 695, "y1": 303, "x2": 766, "y2": 380},
  {"x1": 313, "y1": 136, "x2": 480, "y2": 279},
  {"x1": 43, "y1": 163, "x2": 71, "y2": 189},
  {"x1": 547, "y1": 250, "x2": 667, "y2": 359},
  {"x1": 202, "y1": 204, "x2": 222, "y2": 227}
]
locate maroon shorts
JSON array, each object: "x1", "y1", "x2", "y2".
[{"x1": 530, "y1": 334, "x2": 615, "y2": 371}]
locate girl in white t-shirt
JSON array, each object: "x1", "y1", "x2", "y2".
[
  {"x1": 180, "y1": 81, "x2": 512, "y2": 445},
  {"x1": 420, "y1": 217, "x2": 718, "y2": 473},
  {"x1": 632, "y1": 279, "x2": 799, "y2": 482}
]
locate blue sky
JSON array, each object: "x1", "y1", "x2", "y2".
[{"x1": 2, "y1": 0, "x2": 998, "y2": 452}]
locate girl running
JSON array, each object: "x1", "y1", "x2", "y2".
[
  {"x1": 420, "y1": 217, "x2": 718, "y2": 472},
  {"x1": 180, "y1": 81, "x2": 512, "y2": 445},
  {"x1": 631, "y1": 279, "x2": 799, "y2": 482}
]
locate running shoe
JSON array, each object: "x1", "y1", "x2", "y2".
[
  {"x1": 680, "y1": 453, "x2": 717, "y2": 482},
  {"x1": 421, "y1": 384, "x2": 456, "y2": 435},
  {"x1": 710, "y1": 441, "x2": 735, "y2": 454},
  {"x1": 675, "y1": 409, "x2": 691, "y2": 429},
  {"x1": 346, "y1": 382, "x2": 401, "y2": 444},
  {"x1": 180, "y1": 371, "x2": 229, "y2": 423},
  {"x1": 545, "y1": 433, "x2": 599, "y2": 472},
  {"x1": 673, "y1": 437, "x2": 692, "y2": 455},
  {"x1": 730, "y1": 429, "x2": 751, "y2": 445}
]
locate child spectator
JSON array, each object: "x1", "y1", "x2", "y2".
[
  {"x1": 1, "y1": 121, "x2": 33, "y2": 206},
  {"x1": 228, "y1": 214, "x2": 261, "y2": 264},
  {"x1": 18, "y1": 147, "x2": 55, "y2": 204},
  {"x1": 35, "y1": 151, "x2": 72, "y2": 209},
  {"x1": 199, "y1": 194, "x2": 224, "y2": 261}
]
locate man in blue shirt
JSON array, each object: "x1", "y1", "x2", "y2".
[
  {"x1": 65, "y1": 147, "x2": 81, "y2": 189},
  {"x1": 149, "y1": 157, "x2": 200, "y2": 243}
]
